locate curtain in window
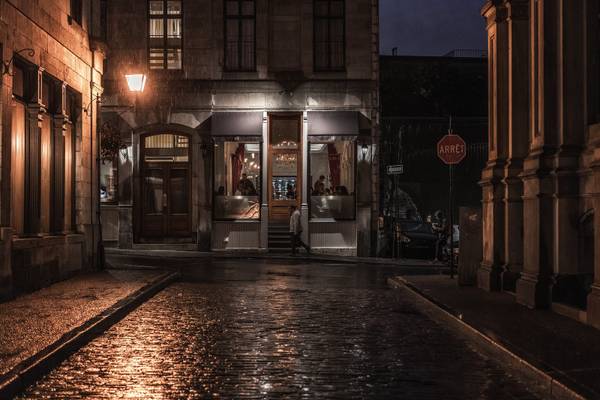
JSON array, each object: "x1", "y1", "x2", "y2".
[
  {"x1": 327, "y1": 143, "x2": 340, "y2": 189},
  {"x1": 232, "y1": 144, "x2": 245, "y2": 193}
]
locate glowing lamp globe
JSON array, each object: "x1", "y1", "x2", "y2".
[{"x1": 125, "y1": 74, "x2": 147, "y2": 93}]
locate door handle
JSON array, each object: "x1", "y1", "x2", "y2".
[{"x1": 163, "y1": 193, "x2": 168, "y2": 209}]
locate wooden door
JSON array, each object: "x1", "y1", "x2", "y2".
[
  {"x1": 141, "y1": 163, "x2": 191, "y2": 239},
  {"x1": 268, "y1": 115, "x2": 302, "y2": 222}
]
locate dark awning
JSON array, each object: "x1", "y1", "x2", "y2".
[
  {"x1": 307, "y1": 111, "x2": 371, "y2": 138},
  {"x1": 211, "y1": 112, "x2": 263, "y2": 137}
]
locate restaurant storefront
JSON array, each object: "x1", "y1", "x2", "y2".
[
  {"x1": 211, "y1": 110, "x2": 370, "y2": 254},
  {"x1": 101, "y1": 110, "x2": 372, "y2": 255}
]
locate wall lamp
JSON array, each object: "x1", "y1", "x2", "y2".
[
  {"x1": 125, "y1": 73, "x2": 147, "y2": 93},
  {"x1": 2, "y1": 48, "x2": 35, "y2": 76},
  {"x1": 361, "y1": 144, "x2": 369, "y2": 161},
  {"x1": 84, "y1": 94, "x2": 103, "y2": 116}
]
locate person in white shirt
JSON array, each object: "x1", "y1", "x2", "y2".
[{"x1": 289, "y1": 205, "x2": 310, "y2": 255}]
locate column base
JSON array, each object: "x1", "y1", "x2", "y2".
[
  {"x1": 478, "y1": 261, "x2": 503, "y2": 291},
  {"x1": 0, "y1": 227, "x2": 13, "y2": 301},
  {"x1": 516, "y1": 272, "x2": 553, "y2": 309},
  {"x1": 501, "y1": 266, "x2": 521, "y2": 292},
  {"x1": 587, "y1": 285, "x2": 600, "y2": 330}
]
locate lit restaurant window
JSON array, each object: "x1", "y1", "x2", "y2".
[
  {"x1": 225, "y1": 0, "x2": 256, "y2": 71},
  {"x1": 214, "y1": 142, "x2": 261, "y2": 220},
  {"x1": 149, "y1": 0, "x2": 183, "y2": 70},
  {"x1": 309, "y1": 140, "x2": 355, "y2": 219}
]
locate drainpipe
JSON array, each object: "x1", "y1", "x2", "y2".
[{"x1": 89, "y1": 0, "x2": 104, "y2": 269}]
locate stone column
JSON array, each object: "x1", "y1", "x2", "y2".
[
  {"x1": 588, "y1": 160, "x2": 600, "y2": 328},
  {"x1": 502, "y1": 0, "x2": 530, "y2": 291},
  {"x1": 301, "y1": 112, "x2": 309, "y2": 245},
  {"x1": 516, "y1": 0, "x2": 560, "y2": 309},
  {"x1": 551, "y1": 0, "x2": 585, "y2": 298},
  {"x1": 260, "y1": 112, "x2": 269, "y2": 250},
  {"x1": 479, "y1": 1, "x2": 509, "y2": 291}
]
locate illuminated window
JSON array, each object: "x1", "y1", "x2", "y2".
[
  {"x1": 214, "y1": 142, "x2": 261, "y2": 220},
  {"x1": 314, "y1": 0, "x2": 345, "y2": 71},
  {"x1": 149, "y1": 0, "x2": 183, "y2": 70},
  {"x1": 225, "y1": 0, "x2": 256, "y2": 71},
  {"x1": 309, "y1": 140, "x2": 355, "y2": 219}
]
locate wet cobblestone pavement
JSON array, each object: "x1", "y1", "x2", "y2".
[{"x1": 19, "y1": 261, "x2": 540, "y2": 399}]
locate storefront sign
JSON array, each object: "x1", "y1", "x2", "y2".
[{"x1": 387, "y1": 164, "x2": 404, "y2": 175}]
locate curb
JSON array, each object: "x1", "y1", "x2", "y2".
[
  {"x1": 388, "y1": 276, "x2": 594, "y2": 400},
  {"x1": 0, "y1": 271, "x2": 179, "y2": 399},
  {"x1": 105, "y1": 248, "x2": 449, "y2": 269}
]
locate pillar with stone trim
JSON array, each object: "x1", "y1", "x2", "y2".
[
  {"x1": 516, "y1": 0, "x2": 560, "y2": 309},
  {"x1": 479, "y1": 1, "x2": 509, "y2": 292},
  {"x1": 501, "y1": 0, "x2": 529, "y2": 292}
]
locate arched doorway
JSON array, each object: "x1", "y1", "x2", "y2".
[{"x1": 139, "y1": 133, "x2": 191, "y2": 241}]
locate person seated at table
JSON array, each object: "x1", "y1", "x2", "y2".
[
  {"x1": 313, "y1": 175, "x2": 326, "y2": 195},
  {"x1": 238, "y1": 173, "x2": 257, "y2": 196}
]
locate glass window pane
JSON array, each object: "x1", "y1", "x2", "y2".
[
  {"x1": 226, "y1": 0, "x2": 239, "y2": 15},
  {"x1": 100, "y1": 159, "x2": 117, "y2": 202},
  {"x1": 149, "y1": 1, "x2": 164, "y2": 15},
  {"x1": 167, "y1": 18, "x2": 181, "y2": 38},
  {"x1": 310, "y1": 140, "x2": 355, "y2": 219},
  {"x1": 167, "y1": 48, "x2": 182, "y2": 70},
  {"x1": 144, "y1": 170, "x2": 164, "y2": 214},
  {"x1": 214, "y1": 142, "x2": 261, "y2": 220},
  {"x1": 330, "y1": 0, "x2": 344, "y2": 17},
  {"x1": 270, "y1": 118, "x2": 299, "y2": 149},
  {"x1": 167, "y1": 1, "x2": 181, "y2": 14},
  {"x1": 149, "y1": 18, "x2": 164, "y2": 38},
  {"x1": 242, "y1": 0, "x2": 254, "y2": 15},
  {"x1": 170, "y1": 168, "x2": 188, "y2": 214},
  {"x1": 272, "y1": 177, "x2": 297, "y2": 200},
  {"x1": 149, "y1": 48, "x2": 165, "y2": 69},
  {"x1": 144, "y1": 134, "x2": 188, "y2": 161},
  {"x1": 314, "y1": 0, "x2": 329, "y2": 17}
]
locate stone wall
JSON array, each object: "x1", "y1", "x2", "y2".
[{"x1": 0, "y1": 0, "x2": 104, "y2": 297}]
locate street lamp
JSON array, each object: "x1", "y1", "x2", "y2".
[
  {"x1": 361, "y1": 144, "x2": 369, "y2": 161},
  {"x1": 125, "y1": 73, "x2": 147, "y2": 93}
]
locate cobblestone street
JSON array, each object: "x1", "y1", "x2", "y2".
[{"x1": 19, "y1": 261, "x2": 540, "y2": 399}]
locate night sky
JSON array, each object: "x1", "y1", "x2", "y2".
[{"x1": 380, "y1": 0, "x2": 487, "y2": 56}]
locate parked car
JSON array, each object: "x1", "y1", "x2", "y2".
[{"x1": 397, "y1": 216, "x2": 438, "y2": 258}]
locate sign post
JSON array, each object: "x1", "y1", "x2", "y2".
[{"x1": 437, "y1": 124, "x2": 467, "y2": 279}]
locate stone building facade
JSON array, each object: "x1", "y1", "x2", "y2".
[
  {"x1": 480, "y1": 0, "x2": 600, "y2": 328},
  {"x1": 0, "y1": 0, "x2": 105, "y2": 299},
  {"x1": 100, "y1": 0, "x2": 379, "y2": 255}
]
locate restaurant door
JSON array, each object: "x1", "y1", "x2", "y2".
[
  {"x1": 268, "y1": 115, "x2": 302, "y2": 221},
  {"x1": 139, "y1": 133, "x2": 191, "y2": 240}
]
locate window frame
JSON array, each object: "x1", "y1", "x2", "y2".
[
  {"x1": 148, "y1": 0, "x2": 184, "y2": 71},
  {"x1": 313, "y1": 0, "x2": 346, "y2": 72},
  {"x1": 213, "y1": 140, "x2": 262, "y2": 221},
  {"x1": 308, "y1": 139, "x2": 357, "y2": 221},
  {"x1": 224, "y1": 0, "x2": 257, "y2": 72},
  {"x1": 70, "y1": 0, "x2": 83, "y2": 26}
]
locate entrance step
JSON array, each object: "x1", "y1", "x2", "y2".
[{"x1": 131, "y1": 243, "x2": 198, "y2": 251}]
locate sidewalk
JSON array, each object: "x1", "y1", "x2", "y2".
[
  {"x1": 390, "y1": 274, "x2": 600, "y2": 400},
  {"x1": 0, "y1": 269, "x2": 176, "y2": 397}
]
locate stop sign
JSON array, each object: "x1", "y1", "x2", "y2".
[{"x1": 437, "y1": 134, "x2": 467, "y2": 165}]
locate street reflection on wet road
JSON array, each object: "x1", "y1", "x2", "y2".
[{"x1": 19, "y1": 260, "x2": 539, "y2": 399}]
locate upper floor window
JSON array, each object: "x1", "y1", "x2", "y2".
[
  {"x1": 149, "y1": 0, "x2": 183, "y2": 70},
  {"x1": 224, "y1": 0, "x2": 256, "y2": 71},
  {"x1": 314, "y1": 0, "x2": 345, "y2": 71},
  {"x1": 70, "y1": 0, "x2": 83, "y2": 26}
]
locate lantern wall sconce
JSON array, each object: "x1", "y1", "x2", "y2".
[
  {"x1": 2, "y1": 48, "x2": 35, "y2": 76},
  {"x1": 125, "y1": 74, "x2": 147, "y2": 93}
]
